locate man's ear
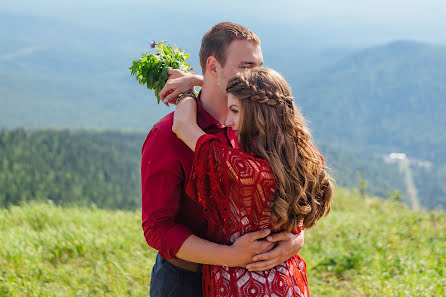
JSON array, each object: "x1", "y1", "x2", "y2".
[{"x1": 206, "y1": 56, "x2": 219, "y2": 77}]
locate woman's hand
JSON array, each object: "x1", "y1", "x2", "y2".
[
  {"x1": 159, "y1": 69, "x2": 203, "y2": 106},
  {"x1": 172, "y1": 96, "x2": 204, "y2": 151}
]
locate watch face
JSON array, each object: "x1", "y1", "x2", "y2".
[{"x1": 177, "y1": 92, "x2": 196, "y2": 104}]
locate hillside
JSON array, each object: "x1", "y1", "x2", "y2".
[
  {"x1": 1, "y1": 128, "x2": 420, "y2": 210},
  {"x1": 1, "y1": 189, "x2": 445, "y2": 296},
  {"x1": 0, "y1": 129, "x2": 142, "y2": 209},
  {"x1": 295, "y1": 40, "x2": 446, "y2": 164}
]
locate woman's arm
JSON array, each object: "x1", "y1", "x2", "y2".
[{"x1": 172, "y1": 96, "x2": 205, "y2": 150}]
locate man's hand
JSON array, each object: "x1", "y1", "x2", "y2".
[
  {"x1": 245, "y1": 230, "x2": 305, "y2": 271},
  {"x1": 226, "y1": 229, "x2": 275, "y2": 268},
  {"x1": 159, "y1": 69, "x2": 203, "y2": 106}
]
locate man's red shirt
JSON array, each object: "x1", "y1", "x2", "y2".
[{"x1": 141, "y1": 97, "x2": 232, "y2": 259}]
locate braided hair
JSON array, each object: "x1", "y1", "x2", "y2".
[{"x1": 226, "y1": 68, "x2": 334, "y2": 231}]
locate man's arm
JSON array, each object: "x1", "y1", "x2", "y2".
[
  {"x1": 177, "y1": 229, "x2": 275, "y2": 268},
  {"x1": 141, "y1": 126, "x2": 193, "y2": 259}
]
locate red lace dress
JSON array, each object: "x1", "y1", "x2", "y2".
[{"x1": 186, "y1": 134, "x2": 310, "y2": 297}]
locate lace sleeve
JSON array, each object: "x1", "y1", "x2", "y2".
[
  {"x1": 186, "y1": 134, "x2": 277, "y2": 227},
  {"x1": 185, "y1": 134, "x2": 224, "y2": 213}
]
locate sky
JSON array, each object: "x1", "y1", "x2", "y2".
[{"x1": 2, "y1": 0, "x2": 446, "y2": 47}]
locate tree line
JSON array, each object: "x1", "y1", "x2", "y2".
[
  {"x1": 0, "y1": 128, "x2": 143, "y2": 209},
  {"x1": 0, "y1": 128, "x2": 444, "y2": 210}
]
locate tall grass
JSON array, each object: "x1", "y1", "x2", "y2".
[
  {"x1": 302, "y1": 188, "x2": 446, "y2": 296},
  {"x1": 0, "y1": 202, "x2": 154, "y2": 296},
  {"x1": 1, "y1": 189, "x2": 445, "y2": 296}
]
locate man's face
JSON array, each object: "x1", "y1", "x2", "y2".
[{"x1": 217, "y1": 40, "x2": 263, "y2": 92}]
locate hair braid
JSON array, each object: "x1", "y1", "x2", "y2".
[{"x1": 227, "y1": 74, "x2": 292, "y2": 107}]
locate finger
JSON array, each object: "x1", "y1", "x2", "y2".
[
  {"x1": 247, "y1": 229, "x2": 271, "y2": 241},
  {"x1": 159, "y1": 84, "x2": 174, "y2": 101},
  {"x1": 266, "y1": 231, "x2": 292, "y2": 242},
  {"x1": 255, "y1": 241, "x2": 275, "y2": 254},
  {"x1": 165, "y1": 89, "x2": 183, "y2": 104},
  {"x1": 246, "y1": 259, "x2": 279, "y2": 272},
  {"x1": 167, "y1": 69, "x2": 183, "y2": 79},
  {"x1": 252, "y1": 247, "x2": 280, "y2": 262}
]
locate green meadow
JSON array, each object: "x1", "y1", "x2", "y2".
[{"x1": 1, "y1": 188, "x2": 445, "y2": 297}]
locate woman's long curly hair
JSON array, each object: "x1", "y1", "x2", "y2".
[{"x1": 226, "y1": 68, "x2": 334, "y2": 231}]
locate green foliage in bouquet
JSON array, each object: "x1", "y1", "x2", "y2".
[{"x1": 129, "y1": 41, "x2": 193, "y2": 103}]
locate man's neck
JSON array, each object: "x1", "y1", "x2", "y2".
[{"x1": 200, "y1": 81, "x2": 228, "y2": 124}]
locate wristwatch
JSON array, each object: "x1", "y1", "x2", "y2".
[{"x1": 176, "y1": 91, "x2": 197, "y2": 104}]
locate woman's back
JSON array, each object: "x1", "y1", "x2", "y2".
[{"x1": 187, "y1": 134, "x2": 309, "y2": 297}]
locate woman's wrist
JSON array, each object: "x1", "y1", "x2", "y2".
[
  {"x1": 174, "y1": 122, "x2": 204, "y2": 152},
  {"x1": 173, "y1": 119, "x2": 197, "y2": 137},
  {"x1": 176, "y1": 91, "x2": 197, "y2": 105}
]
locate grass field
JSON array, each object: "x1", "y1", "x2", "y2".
[{"x1": 1, "y1": 188, "x2": 445, "y2": 296}]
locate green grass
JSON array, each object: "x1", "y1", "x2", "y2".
[
  {"x1": 302, "y1": 188, "x2": 446, "y2": 296},
  {"x1": 0, "y1": 202, "x2": 155, "y2": 296},
  {"x1": 1, "y1": 189, "x2": 445, "y2": 296}
]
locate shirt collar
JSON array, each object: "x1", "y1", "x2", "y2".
[
  {"x1": 195, "y1": 91, "x2": 239, "y2": 148},
  {"x1": 227, "y1": 128, "x2": 240, "y2": 149},
  {"x1": 196, "y1": 91, "x2": 225, "y2": 130}
]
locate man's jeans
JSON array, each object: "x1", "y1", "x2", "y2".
[{"x1": 150, "y1": 254, "x2": 203, "y2": 297}]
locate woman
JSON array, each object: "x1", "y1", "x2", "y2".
[{"x1": 172, "y1": 68, "x2": 333, "y2": 297}]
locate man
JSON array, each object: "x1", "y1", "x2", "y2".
[{"x1": 141, "y1": 22, "x2": 305, "y2": 297}]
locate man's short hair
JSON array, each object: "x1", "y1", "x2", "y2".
[{"x1": 199, "y1": 22, "x2": 260, "y2": 74}]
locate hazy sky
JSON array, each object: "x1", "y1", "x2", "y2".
[{"x1": 2, "y1": 0, "x2": 446, "y2": 46}]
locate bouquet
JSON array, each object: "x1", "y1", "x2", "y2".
[{"x1": 129, "y1": 40, "x2": 193, "y2": 103}]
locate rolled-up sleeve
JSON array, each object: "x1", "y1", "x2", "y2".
[{"x1": 141, "y1": 127, "x2": 192, "y2": 259}]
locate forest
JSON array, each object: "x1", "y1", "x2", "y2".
[{"x1": 1, "y1": 128, "x2": 444, "y2": 210}]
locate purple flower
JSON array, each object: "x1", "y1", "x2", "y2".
[{"x1": 150, "y1": 40, "x2": 157, "y2": 48}]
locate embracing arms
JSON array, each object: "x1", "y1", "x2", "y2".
[
  {"x1": 142, "y1": 73, "x2": 305, "y2": 271},
  {"x1": 141, "y1": 112, "x2": 275, "y2": 268},
  {"x1": 176, "y1": 228, "x2": 274, "y2": 268},
  {"x1": 172, "y1": 97, "x2": 306, "y2": 271}
]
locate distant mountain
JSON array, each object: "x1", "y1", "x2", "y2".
[
  {"x1": 295, "y1": 40, "x2": 446, "y2": 164},
  {"x1": 0, "y1": 12, "x2": 352, "y2": 131}
]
